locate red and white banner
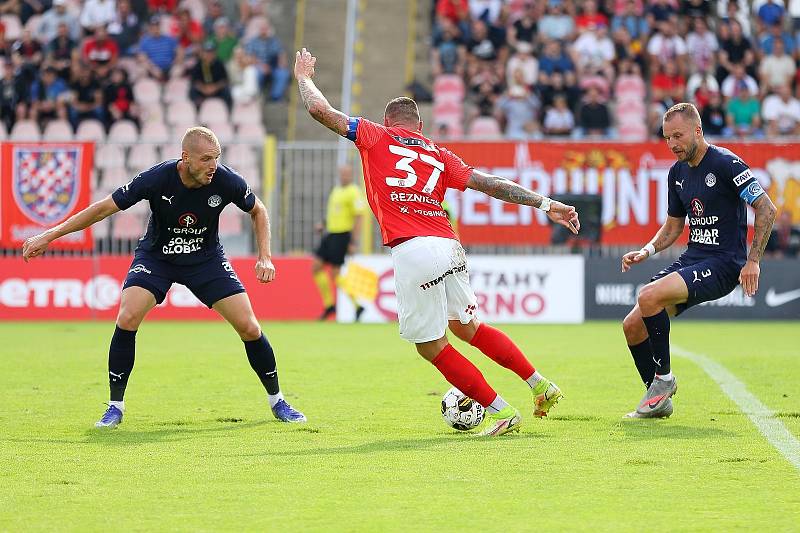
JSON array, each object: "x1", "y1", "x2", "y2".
[
  {"x1": 336, "y1": 255, "x2": 584, "y2": 324},
  {"x1": 0, "y1": 142, "x2": 95, "y2": 249},
  {"x1": 438, "y1": 141, "x2": 800, "y2": 245},
  {"x1": 0, "y1": 256, "x2": 322, "y2": 320}
]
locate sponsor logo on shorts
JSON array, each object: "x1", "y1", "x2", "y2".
[
  {"x1": 420, "y1": 263, "x2": 467, "y2": 291},
  {"x1": 128, "y1": 264, "x2": 151, "y2": 274},
  {"x1": 705, "y1": 173, "x2": 716, "y2": 187},
  {"x1": 208, "y1": 195, "x2": 221, "y2": 207},
  {"x1": 733, "y1": 169, "x2": 753, "y2": 187}
]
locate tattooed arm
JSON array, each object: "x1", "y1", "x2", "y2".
[
  {"x1": 621, "y1": 216, "x2": 685, "y2": 272},
  {"x1": 294, "y1": 48, "x2": 348, "y2": 136},
  {"x1": 467, "y1": 169, "x2": 580, "y2": 234},
  {"x1": 739, "y1": 193, "x2": 777, "y2": 297}
]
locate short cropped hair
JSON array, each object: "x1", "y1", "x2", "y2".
[
  {"x1": 181, "y1": 126, "x2": 220, "y2": 152},
  {"x1": 663, "y1": 102, "x2": 701, "y2": 125},
  {"x1": 384, "y1": 97, "x2": 420, "y2": 125}
]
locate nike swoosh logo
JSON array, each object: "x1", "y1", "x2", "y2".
[{"x1": 765, "y1": 288, "x2": 800, "y2": 307}]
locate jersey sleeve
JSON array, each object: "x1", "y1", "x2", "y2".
[
  {"x1": 350, "y1": 117, "x2": 385, "y2": 150},
  {"x1": 438, "y1": 146, "x2": 474, "y2": 191},
  {"x1": 667, "y1": 166, "x2": 687, "y2": 217},
  {"x1": 112, "y1": 172, "x2": 151, "y2": 210},
  {"x1": 727, "y1": 156, "x2": 765, "y2": 205},
  {"x1": 230, "y1": 171, "x2": 257, "y2": 212}
]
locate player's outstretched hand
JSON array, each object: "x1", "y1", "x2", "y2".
[
  {"x1": 255, "y1": 257, "x2": 276, "y2": 284},
  {"x1": 547, "y1": 201, "x2": 580, "y2": 235},
  {"x1": 22, "y1": 233, "x2": 50, "y2": 262},
  {"x1": 739, "y1": 260, "x2": 760, "y2": 297},
  {"x1": 294, "y1": 47, "x2": 316, "y2": 80},
  {"x1": 621, "y1": 249, "x2": 649, "y2": 272}
]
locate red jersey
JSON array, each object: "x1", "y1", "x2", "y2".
[{"x1": 350, "y1": 117, "x2": 473, "y2": 245}]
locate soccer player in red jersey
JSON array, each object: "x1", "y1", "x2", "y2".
[{"x1": 295, "y1": 48, "x2": 580, "y2": 436}]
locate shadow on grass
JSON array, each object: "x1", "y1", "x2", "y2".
[
  {"x1": 250, "y1": 431, "x2": 546, "y2": 457},
  {"x1": 616, "y1": 422, "x2": 735, "y2": 440}
]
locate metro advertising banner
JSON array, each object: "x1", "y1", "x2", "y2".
[
  {"x1": 0, "y1": 256, "x2": 322, "y2": 320},
  {"x1": 336, "y1": 255, "x2": 584, "y2": 324},
  {"x1": 0, "y1": 142, "x2": 95, "y2": 250},
  {"x1": 438, "y1": 141, "x2": 800, "y2": 246},
  {"x1": 585, "y1": 257, "x2": 800, "y2": 320}
]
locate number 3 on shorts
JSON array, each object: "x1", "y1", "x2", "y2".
[{"x1": 386, "y1": 145, "x2": 444, "y2": 194}]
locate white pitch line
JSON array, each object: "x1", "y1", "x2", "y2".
[{"x1": 674, "y1": 345, "x2": 800, "y2": 472}]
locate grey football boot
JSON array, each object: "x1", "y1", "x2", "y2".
[
  {"x1": 624, "y1": 398, "x2": 673, "y2": 419},
  {"x1": 634, "y1": 375, "x2": 677, "y2": 417}
]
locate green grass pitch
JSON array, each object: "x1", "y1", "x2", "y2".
[{"x1": 1, "y1": 321, "x2": 799, "y2": 531}]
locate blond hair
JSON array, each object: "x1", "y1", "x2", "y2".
[
  {"x1": 663, "y1": 102, "x2": 701, "y2": 125},
  {"x1": 181, "y1": 126, "x2": 220, "y2": 153}
]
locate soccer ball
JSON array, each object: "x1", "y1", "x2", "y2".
[{"x1": 441, "y1": 387, "x2": 485, "y2": 431}]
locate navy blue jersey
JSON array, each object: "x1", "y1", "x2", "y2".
[
  {"x1": 112, "y1": 159, "x2": 256, "y2": 265},
  {"x1": 667, "y1": 144, "x2": 765, "y2": 266}
]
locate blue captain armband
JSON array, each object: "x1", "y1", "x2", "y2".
[
  {"x1": 740, "y1": 180, "x2": 765, "y2": 205},
  {"x1": 345, "y1": 117, "x2": 360, "y2": 141}
]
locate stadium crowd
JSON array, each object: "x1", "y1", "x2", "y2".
[
  {"x1": 431, "y1": 0, "x2": 800, "y2": 140},
  {"x1": 0, "y1": 0, "x2": 287, "y2": 137}
]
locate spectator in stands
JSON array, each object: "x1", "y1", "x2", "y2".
[
  {"x1": 680, "y1": 0, "x2": 712, "y2": 19},
  {"x1": 721, "y1": 62, "x2": 759, "y2": 99},
  {"x1": 30, "y1": 66, "x2": 69, "y2": 126},
  {"x1": 108, "y1": 0, "x2": 142, "y2": 56},
  {"x1": 80, "y1": 0, "x2": 117, "y2": 34},
  {"x1": 11, "y1": 29, "x2": 43, "y2": 85},
  {"x1": 571, "y1": 23, "x2": 615, "y2": 81},
  {"x1": 103, "y1": 66, "x2": 138, "y2": 128},
  {"x1": 538, "y1": 40, "x2": 573, "y2": 77},
  {"x1": 38, "y1": 0, "x2": 81, "y2": 43},
  {"x1": 465, "y1": 18, "x2": 506, "y2": 68},
  {"x1": 170, "y1": 7, "x2": 203, "y2": 52},
  {"x1": 435, "y1": 0, "x2": 470, "y2": 39},
  {"x1": 209, "y1": 17, "x2": 237, "y2": 64},
  {"x1": 0, "y1": 0, "x2": 47, "y2": 25},
  {"x1": 506, "y1": 41, "x2": 537, "y2": 92},
  {"x1": 137, "y1": 15, "x2": 180, "y2": 81},
  {"x1": 686, "y1": 69, "x2": 720, "y2": 103},
  {"x1": 576, "y1": 86, "x2": 611, "y2": 137},
  {"x1": 686, "y1": 17, "x2": 718, "y2": 74},
  {"x1": 612, "y1": 25, "x2": 645, "y2": 71},
  {"x1": 543, "y1": 93, "x2": 575, "y2": 136},
  {"x1": 758, "y1": 22, "x2": 795, "y2": 57},
  {"x1": 202, "y1": 1, "x2": 228, "y2": 37},
  {"x1": 611, "y1": 0, "x2": 649, "y2": 41},
  {"x1": 244, "y1": 19, "x2": 289, "y2": 101},
  {"x1": 147, "y1": 0, "x2": 178, "y2": 14},
  {"x1": 0, "y1": 23, "x2": 7, "y2": 62},
  {"x1": 537, "y1": 69, "x2": 581, "y2": 112},
  {"x1": 495, "y1": 85, "x2": 540, "y2": 140},
  {"x1": 507, "y1": 1, "x2": 537, "y2": 49},
  {"x1": 720, "y1": 1, "x2": 751, "y2": 37},
  {"x1": 68, "y1": 69, "x2": 104, "y2": 130},
  {"x1": 46, "y1": 22, "x2": 75, "y2": 82},
  {"x1": 189, "y1": 41, "x2": 231, "y2": 110},
  {"x1": 762, "y1": 84, "x2": 800, "y2": 136},
  {"x1": 82, "y1": 24, "x2": 119, "y2": 81},
  {"x1": 760, "y1": 38, "x2": 797, "y2": 91},
  {"x1": 652, "y1": 59, "x2": 686, "y2": 109},
  {"x1": 228, "y1": 46, "x2": 259, "y2": 104},
  {"x1": 576, "y1": 0, "x2": 609, "y2": 32},
  {"x1": 717, "y1": 20, "x2": 755, "y2": 81},
  {"x1": 757, "y1": 0, "x2": 786, "y2": 29},
  {"x1": 766, "y1": 211, "x2": 800, "y2": 257},
  {"x1": 0, "y1": 60, "x2": 25, "y2": 131},
  {"x1": 726, "y1": 85, "x2": 762, "y2": 137},
  {"x1": 646, "y1": 0, "x2": 678, "y2": 30},
  {"x1": 431, "y1": 18, "x2": 466, "y2": 77},
  {"x1": 700, "y1": 90, "x2": 730, "y2": 136},
  {"x1": 646, "y1": 19, "x2": 688, "y2": 74},
  {"x1": 469, "y1": 0, "x2": 504, "y2": 25},
  {"x1": 471, "y1": 70, "x2": 503, "y2": 118},
  {"x1": 539, "y1": 0, "x2": 575, "y2": 42}
]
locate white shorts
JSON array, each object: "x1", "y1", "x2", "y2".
[{"x1": 390, "y1": 236, "x2": 478, "y2": 343}]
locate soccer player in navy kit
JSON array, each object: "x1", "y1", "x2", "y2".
[
  {"x1": 22, "y1": 127, "x2": 306, "y2": 427},
  {"x1": 621, "y1": 103, "x2": 777, "y2": 418}
]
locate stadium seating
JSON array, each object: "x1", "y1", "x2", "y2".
[
  {"x1": 95, "y1": 144, "x2": 126, "y2": 171},
  {"x1": 75, "y1": 120, "x2": 106, "y2": 142},
  {"x1": 467, "y1": 116, "x2": 503, "y2": 139},
  {"x1": 1, "y1": 14, "x2": 22, "y2": 41},
  {"x1": 133, "y1": 78, "x2": 162, "y2": 106},
  {"x1": 108, "y1": 120, "x2": 139, "y2": 143},
  {"x1": 127, "y1": 143, "x2": 159, "y2": 173},
  {"x1": 10, "y1": 120, "x2": 41, "y2": 141},
  {"x1": 166, "y1": 101, "x2": 197, "y2": 127},
  {"x1": 140, "y1": 121, "x2": 170, "y2": 144},
  {"x1": 199, "y1": 98, "x2": 230, "y2": 125},
  {"x1": 42, "y1": 120, "x2": 73, "y2": 141}
]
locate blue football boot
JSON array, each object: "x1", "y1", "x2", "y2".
[
  {"x1": 271, "y1": 399, "x2": 307, "y2": 423},
  {"x1": 95, "y1": 405, "x2": 123, "y2": 428}
]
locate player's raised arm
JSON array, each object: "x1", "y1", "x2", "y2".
[
  {"x1": 294, "y1": 47, "x2": 349, "y2": 136},
  {"x1": 739, "y1": 193, "x2": 777, "y2": 296},
  {"x1": 22, "y1": 195, "x2": 120, "y2": 262},
  {"x1": 466, "y1": 168, "x2": 580, "y2": 234},
  {"x1": 621, "y1": 215, "x2": 686, "y2": 272},
  {"x1": 247, "y1": 196, "x2": 276, "y2": 284}
]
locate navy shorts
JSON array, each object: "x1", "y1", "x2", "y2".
[
  {"x1": 123, "y1": 252, "x2": 246, "y2": 308},
  {"x1": 651, "y1": 254, "x2": 741, "y2": 315},
  {"x1": 315, "y1": 232, "x2": 351, "y2": 266}
]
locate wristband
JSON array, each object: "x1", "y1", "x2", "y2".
[
  {"x1": 643, "y1": 243, "x2": 656, "y2": 257},
  {"x1": 539, "y1": 197, "x2": 552, "y2": 212}
]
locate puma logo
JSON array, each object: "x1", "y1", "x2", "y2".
[
  {"x1": 653, "y1": 357, "x2": 662, "y2": 366},
  {"x1": 162, "y1": 195, "x2": 174, "y2": 204},
  {"x1": 109, "y1": 371, "x2": 125, "y2": 380},
  {"x1": 675, "y1": 180, "x2": 684, "y2": 190}
]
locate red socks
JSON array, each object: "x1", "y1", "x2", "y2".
[
  {"x1": 469, "y1": 323, "x2": 535, "y2": 380},
  {"x1": 431, "y1": 344, "x2": 497, "y2": 408}
]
